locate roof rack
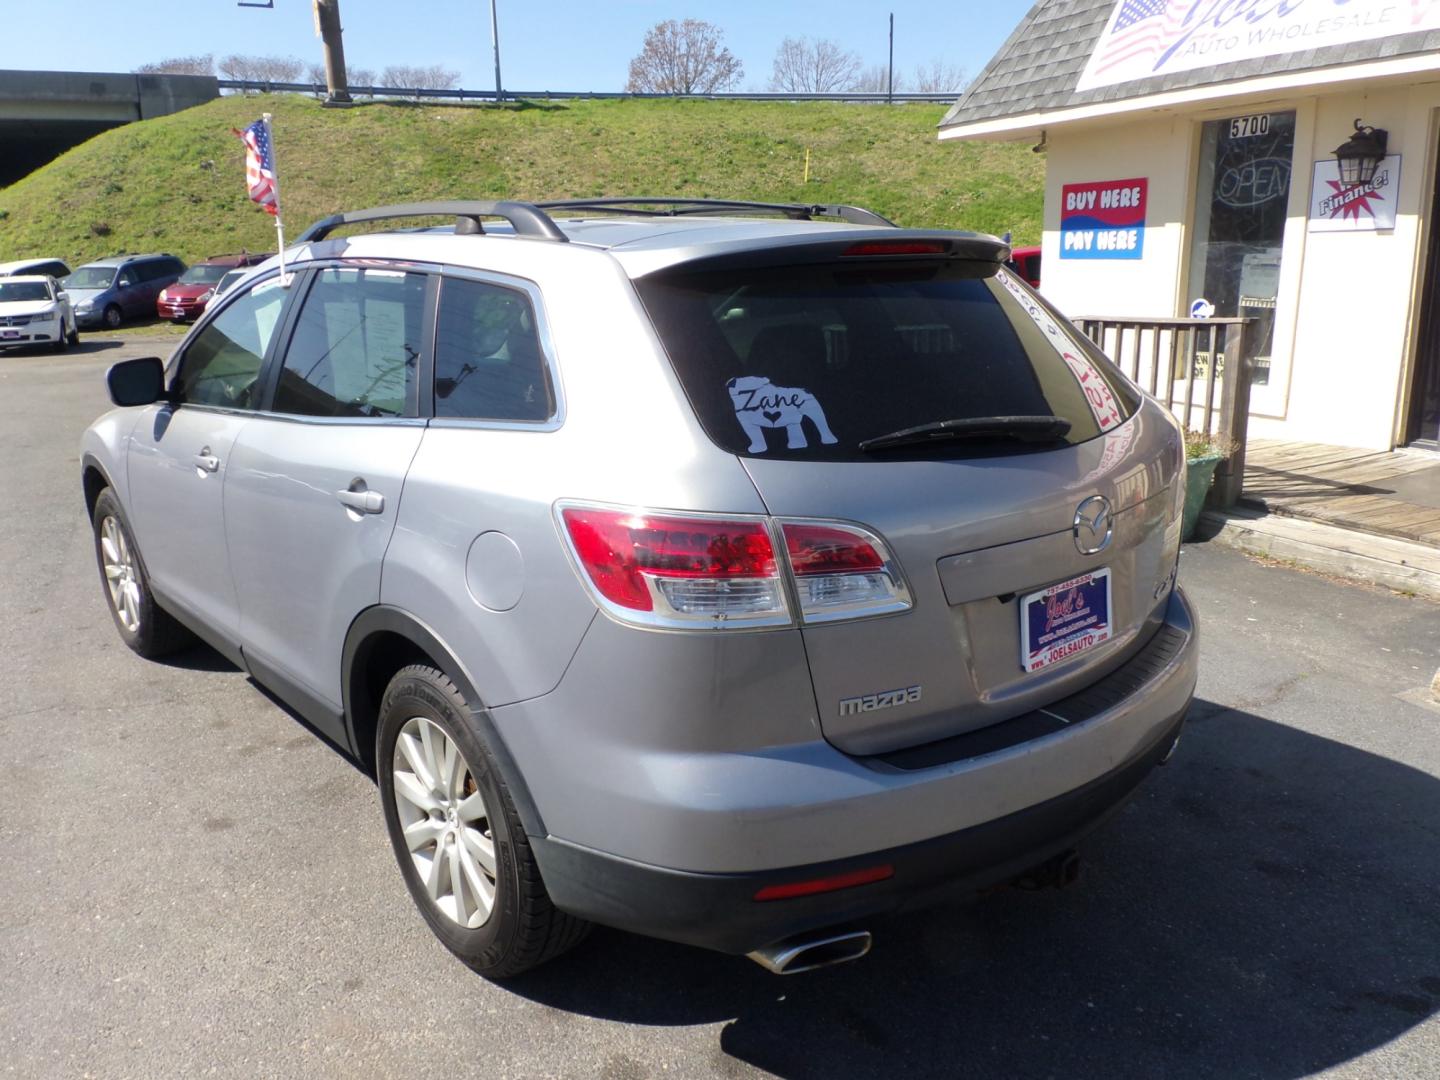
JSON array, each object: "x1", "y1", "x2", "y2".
[
  {"x1": 537, "y1": 197, "x2": 896, "y2": 227},
  {"x1": 296, "y1": 201, "x2": 571, "y2": 244}
]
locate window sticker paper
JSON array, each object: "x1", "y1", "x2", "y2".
[
  {"x1": 726, "y1": 375, "x2": 839, "y2": 452},
  {"x1": 994, "y1": 270, "x2": 1125, "y2": 432}
]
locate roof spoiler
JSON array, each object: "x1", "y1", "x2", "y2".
[{"x1": 537, "y1": 198, "x2": 897, "y2": 227}]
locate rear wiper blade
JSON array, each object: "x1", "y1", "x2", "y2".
[{"x1": 858, "y1": 415, "x2": 1072, "y2": 452}]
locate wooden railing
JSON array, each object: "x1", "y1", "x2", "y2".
[{"x1": 1074, "y1": 316, "x2": 1256, "y2": 507}]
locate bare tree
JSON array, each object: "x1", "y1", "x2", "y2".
[
  {"x1": 135, "y1": 54, "x2": 214, "y2": 76},
  {"x1": 626, "y1": 19, "x2": 743, "y2": 94},
  {"x1": 219, "y1": 54, "x2": 305, "y2": 84},
  {"x1": 911, "y1": 59, "x2": 969, "y2": 94},
  {"x1": 381, "y1": 64, "x2": 461, "y2": 91},
  {"x1": 768, "y1": 37, "x2": 861, "y2": 93},
  {"x1": 307, "y1": 63, "x2": 374, "y2": 96},
  {"x1": 852, "y1": 64, "x2": 906, "y2": 94}
]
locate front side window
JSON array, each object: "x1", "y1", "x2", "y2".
[
  {"x1": 433, "y1": 277, "x2": 554, "y2": 421},
  {"x1": 174, "y1": 278, "x2": 288, "y2": 409},
  {"x1": 272, "y1": 266, "x2": 424, "y2": 418}
]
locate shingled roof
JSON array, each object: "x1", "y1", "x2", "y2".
[{"x1": 941, "y1": 0, "x2": 1440, "y2": 132}]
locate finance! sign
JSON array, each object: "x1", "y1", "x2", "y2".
[
  {"x1": 1076, "y1": 0, "x2": 1440, "y2": 92},
  {"x1": 1060, "y1": 178, "x2": 1147, "y2": 260}
]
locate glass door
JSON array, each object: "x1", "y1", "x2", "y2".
[{"x1": 1187, "y1": 111, "x2": 1296, "y2": 415}]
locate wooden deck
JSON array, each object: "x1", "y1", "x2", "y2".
[{"x1": 1241, "y1": 440, "x2": 1440, "y2": 546}]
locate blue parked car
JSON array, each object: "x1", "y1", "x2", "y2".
[{"x1": 64, "y1": 254, "x2": 186, "y2": 329}]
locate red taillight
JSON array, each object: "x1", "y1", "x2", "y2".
[
  {"x1": 779, "y1": 520, "x2": 911, "y2": 623},
  {"x1": 782, "y1": 523, "x2": 885, "y2": 576},
  {"x1": 559, "y1": 505, "x2": 913, "y2": 630},
  {"x1": 753, "y1": 864, "x2": 894, "y2": 901},
  {"x1": 560, "y1": 506, "x2": 787, "y2": 627},
  {"x1": 842, "y1": 241, "x2": 948, "y2": 258}
]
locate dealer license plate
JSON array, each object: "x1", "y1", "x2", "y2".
[
  {"x1": 1, "y1": 329, "x2": 19, "y2": 339},
  {"x1": 1021, "y1": 568, "x2": 1112, "y2": 672}
]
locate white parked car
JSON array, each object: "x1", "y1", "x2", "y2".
[
  {"x1": 0, "y1": 275, "x2": 79, "y2": 352},
  {"x1": 0, "y1": 257, "x2": 72, "y2": 280}
]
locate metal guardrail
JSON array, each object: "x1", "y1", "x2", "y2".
[
  {"x1": 216, "y1": 79, "x2": 960, "y2": 104},
  {"x1": 1076, "y1": 316, "x2": 1256, "y2": 507}
]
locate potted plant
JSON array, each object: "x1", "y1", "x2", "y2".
[{"x1": 1182, "y1": 430, "x2": 1236, "y2": 541}]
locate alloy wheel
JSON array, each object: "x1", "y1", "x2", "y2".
[
  {"x1": 391, "y1": 716, "x2": 498, "y2": 929},
  {"x1": 99, "y1": 515, "x2": 140, "y2": 634}
]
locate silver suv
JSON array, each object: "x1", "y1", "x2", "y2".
[{"x1": 81, "y1": 199, "x2": 1197, "y2": 978}]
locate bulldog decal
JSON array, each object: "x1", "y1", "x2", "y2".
[{"x1": 726, "y1": 375, "x2": 839, "y2": 453}]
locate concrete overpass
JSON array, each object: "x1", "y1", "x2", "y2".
[{"x1": 0, "y1": 70, "x2": 218, "y2": 186}]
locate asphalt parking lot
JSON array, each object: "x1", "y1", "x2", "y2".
[{"x1": 2, "y1": 338, "x2": 1439, "y2": 1079}]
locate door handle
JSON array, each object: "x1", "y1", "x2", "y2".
[
  {"x1": 336, "y1": 485, "x2": 385, "y2": 515},
  {"x1": 192, "y1": 448, "x2": 220, "y2": 474}
]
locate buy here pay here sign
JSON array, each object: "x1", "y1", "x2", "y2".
[{"x1": 1060, "y1": 178, "x2": 1147, "y2": 260}]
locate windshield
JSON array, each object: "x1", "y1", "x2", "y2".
[
  {"x1": 178, "y1": 265, "x2": 230, "y2": 285},
  {"x1": 64, "y1": 266, "x2": 117, "y2": 290},
  {"x1": 636, "y1": 262, "x2": 1139, "y2": 461},
  {"x1": 0, "y1": 281, "x2": 52, "y2": 303}
]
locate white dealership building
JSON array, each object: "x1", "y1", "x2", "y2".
[{"x1": 941, "y1": 0, "x2": 1440, "y2": 450}]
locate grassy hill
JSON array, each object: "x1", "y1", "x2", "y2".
[{"x1": 0, "y1": 94, "x2": 1042, "y2": 267}]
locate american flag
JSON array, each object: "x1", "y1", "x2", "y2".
[
  {"x1": 233, "y1": 118, "x2": 279, "y2": 216},
  {"x1": 1092, "y1": 0, "x2": 1191, "y2": 77}
]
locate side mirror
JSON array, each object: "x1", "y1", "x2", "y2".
[
  {"x1": 118, "y1": 276, "x2": 133, "y2": 288},
  {"x1": 56, "y1": 291, "x2": 68, "y2": 301},
  {"x1": 106, "y1": 356, "x2": 166, "y2": 408}
]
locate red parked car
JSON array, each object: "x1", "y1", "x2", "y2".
[
  {"x1": 1006, "y1": 245, "x2": 1041, "y2": 288},
  {"x1": 157, "y1": 253, "x2": 263, "y2": 322}
]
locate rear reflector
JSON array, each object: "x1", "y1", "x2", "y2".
[
  {"x1": 842, "y1": 241, "x2": 948, "y2": 258},
  {"x1": 559, "y1": 505, "x2": 789, "y2": 629},
  {"x1": 754, "y1": 864, "x2": 895, "y2": 901}
]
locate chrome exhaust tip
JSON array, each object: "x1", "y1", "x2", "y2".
[{"x1": 747, "y1": 930, "x2": 872, "y2": 975}]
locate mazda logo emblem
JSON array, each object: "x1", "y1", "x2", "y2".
[{"x1": 1073, "y1": 495, "x2": 1113, "y2": 555}]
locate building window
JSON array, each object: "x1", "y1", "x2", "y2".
[{"x1": 1187, "y1": 111, "x2": 1296, "y2": 387}]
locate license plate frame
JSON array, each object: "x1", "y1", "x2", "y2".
[{"x1": 1020, "y1": 568, "x2": 1113, "y2": 673}]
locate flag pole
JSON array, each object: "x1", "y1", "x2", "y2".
[{"x1": 262, "y1": 112, "x2": 290, "y2": 285}]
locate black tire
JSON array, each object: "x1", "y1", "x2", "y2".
[
  {"x1": 51, "y1": 323, "x2": 69, "y2": 353},
  {"x1": 91, "y1": 488, "x2": 194, "y2": 658},
  {"x1": 102, "y1": 304, "x2": 122, "y2": 329},
  {"x1": 67, "y1": 321, "x2": 80, "y2": 346},
  {"x1": 377, "y1": 665, "x2": 589, "y2": 978}
]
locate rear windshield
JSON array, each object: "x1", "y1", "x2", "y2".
[{"x1": 636, "y1": 262, "x2": 1139, "y2": 461}]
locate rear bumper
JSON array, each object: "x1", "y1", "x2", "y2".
[
  {"x1": 522, "y1": 586, "x2": 1198, "y2": 953},
  {"x1": 535, "y1": 702, "x2": 1186, "y2": 954}
]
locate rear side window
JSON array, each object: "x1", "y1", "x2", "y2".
[
  {"x1": 174, "y1": 278, "x2": 288, "y2": 409},
  {"x1": 272, "y1": 266, "x2": 424, "y2": 418},
  {"x1": 635, "y1": 262, "x2": 1138, "y2": 460},
  {"x1": 433, "y1": 277, "x2": 553, "y2": 422}
]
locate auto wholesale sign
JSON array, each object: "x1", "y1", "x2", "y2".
[
  {"x1": 1060, "y1": 178, "x2": 1147, "y2": 260},
  {"x1": 1308, "y1": 155, "x2": 1401, "y2": 231},
  {"x1": 1076, "y1": 0, "x2": 1440, "y2": 92}
]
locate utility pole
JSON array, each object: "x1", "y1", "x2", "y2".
[
  {"x1": 314, "y1": 0, "x2": 351, "y2": 104},
  {"x1": 887, "y1": 12, "x2": 894, "y2": 104},
  {"x1": 490, "y1": 0, "x2": 503, "y2": 103}
]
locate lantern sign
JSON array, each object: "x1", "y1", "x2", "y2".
[{"x1": 1309, "y1": 155, "x2": 1401, "y2": 232}]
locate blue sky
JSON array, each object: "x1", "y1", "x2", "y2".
[{"x1": 2, "y1": 1, "x2": 1027, "y2": 92}]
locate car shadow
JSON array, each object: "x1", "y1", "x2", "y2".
[
  {"x1": 156, "y1": 638, "x2": 370, "y2": 777},
  {"x1": 501, "y1": 701, "x2": 1440, "y2": 1079}
]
